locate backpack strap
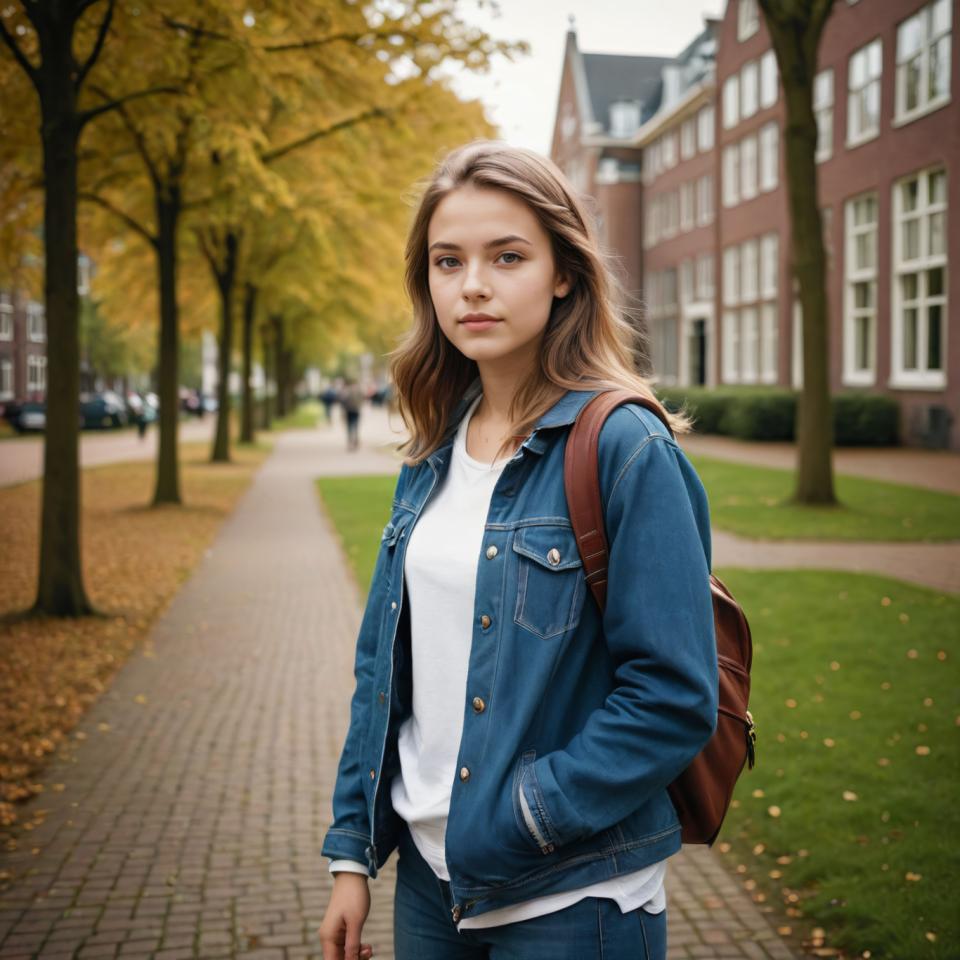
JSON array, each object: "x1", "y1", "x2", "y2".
[{"x1": 564, "y1": 390, "x2": 675, "y2": 613}]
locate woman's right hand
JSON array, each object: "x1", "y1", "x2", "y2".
[{"x1": 319, "y1": 872, "x2": 375, "y2": 960}]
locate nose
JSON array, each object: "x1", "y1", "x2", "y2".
[{"x1": 461, "y1": 259, "x2": 491, "y2": 301}]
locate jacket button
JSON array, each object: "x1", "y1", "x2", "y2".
[
  {"x1": 472, "y1": 696, "x2": 485, "y2": 713},
  {"x1": 486, "y1": 544, "x2": 498, "y2": 559},
  {"x1": 459, "y1": 766, "x2": 470, "y2": 781},
  {"x1": 391, "y1": 600, "x2": 397, "y2": 610},
  {"x1": 547, "y1": 547, "x2": 561, "y2": 565},
  {"x1": 451, "y1": 904, "x2": 462, "y2": 922},
  {"x1": 369, "y1": 768, "x2": 375, "y2": 779},
  {"x1": 378, "y1": 691, "x2": 385, "y2": 704},
  {"x1": 480, "y1": 614, "x2": 491, "y2": 629}
]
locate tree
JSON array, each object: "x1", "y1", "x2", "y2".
[
  {"x1": 758, "y1": 0, "x2": 837, "y2": 504},
  {"x1": 0, "y1": 0, "x2": 176, "y2": 616}
]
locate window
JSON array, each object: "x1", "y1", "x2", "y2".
[
  {"x1": 697, "y1": 174, "x2": 714, "y2": 226},
  {"x1": 651, "y1": 269, "x2": 679, "y2": 383},
  {"x1": 27, "y1": 354, "x2": 47, "y2": 391},
  {"x1": 723, "y1": 144, "x2": 740, "y2": 207},
  {"x1": 741, "y1": 60, "x2": 759, "y2": 118},
  {"x1": 723, "y1": 245, "x2": 741, "y2": 307},
  {"x1": 662, "y1": 132, "x2": 678, "y2": 169},
  {"x1": 740, "y1": 134, "x2": 758, "y2": 200},
  {"x1": 759, "y1": 121, "x2": 779, "y2": 191},
  {"x1": 738, "y1": 0, "x2": 759, "y2": 41},
  {"x1": 595, "y1": 158, "x2": 619, "y2": 184},
  {"x1": 844, "y1": 192, "x2": 878, "y2": 383},
  {"x1": 680, "y1": 259, "x2": 695, "y2": 303},
  {"x1": 896, "y1": 0, "x2": 952, "y2": 122},
  {"x1": 661, "y1": 190, "x2": 679, "y2": 239},
  {"x1": 760, "y1": 304, "x2": 778, "y2": 382},
  {"x1": 696, "y1": 253, "x2": 715, "y2": 300},
  {"x1": 644, "y1": 198, "x2": 658, "y2": 249},
  {"x1": 0, "y1": 293, "x2": 12, "y2": 341},
  {"x1": 760, "y1": 232, "x2": 779, "y2": 299},
  {"x1": 697, "y1": 105, "x2": 715, "y2": 151},
  {"x1": 814, "y1": 69, "x2": 834, "y2": 162},
  {"x1": 741, "y1": 239, "x2": 759, "y2": 302},
  {"x1": 680, "y1": 182, "x2": 695, "y2": 232},
  {"x1": 610, "y1": 100, "x2": 641, "y2": 137},
  {"x1": 0, "y1": 357, "x2": 12, "y2": 400},
  {"x1": 723, "y1": 75, "x2": 740, "y2": 129},
  {"x1": 760, "y1": 49, "x2": 778, "y2": 108},
  {"x1": 892, "y1": 168, "x2": 947, "y2": 386},
  {"x1": 681, "y1": 118, "x2": 697, "y2": 159},
  {"x1": 27, "y1": 302, "x2": 45, "y2": 342},
  {"x1": 848, "y1": 39, "x2": 883, "y2": 144},
  {"x1": 723, "y1": 311, "x2": 740, "y2": 382},
  {"x1": 740, "y1": 307, "x2": 760, "y2": 382}
]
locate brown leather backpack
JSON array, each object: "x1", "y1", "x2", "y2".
[{"x1": 564, "y1": 389, "x2": 756, "y2": 845}]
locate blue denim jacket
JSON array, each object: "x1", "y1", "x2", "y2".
[{"x1": 320, "y1": 381, "x2": 718, "y2": 923}]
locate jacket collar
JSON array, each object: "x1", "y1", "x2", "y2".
[{"x1": 428, "y1": 379, "x2": 601, "y2": 465}]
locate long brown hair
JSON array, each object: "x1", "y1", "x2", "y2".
[{"x1": 387, "y1": 139, "x2": 694, "y2": 466}]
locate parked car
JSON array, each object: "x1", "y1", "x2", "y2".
[
  {"x1": 4, "y1": 401, "x2": 47, "y2": 433},
  {"x1": 80, "y1": 390, "x2": 128, "y2": 428}
]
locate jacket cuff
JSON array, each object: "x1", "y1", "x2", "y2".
[
  {"x1": 329, "y1": 860, "x2": 370, "y2": 876},
  {"x1": 321, "y1": 827, "x2": 373, "y2": 867}
]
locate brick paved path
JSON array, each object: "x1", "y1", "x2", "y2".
[{"x1": 0, "y1": 419, "x2": 805, "y2": 959}]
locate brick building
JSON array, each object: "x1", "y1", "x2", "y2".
[
  {"x1": 0, "y1": 289, "x2": 47, "y2": 409},
  {"x1": 551, "y1": 0, "x2": 959, "y2": 449}
]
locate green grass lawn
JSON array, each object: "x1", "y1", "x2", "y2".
[
  {"x1": 316, "y1": 473, "x2": 959, "y2": 960},
  {"x1": 271, "y1": 400, "x2": 322, "y2": 430},
  {"x1": 713, "y1": 568, "x2": 958, "y2": 960},
  {"x1": 688, "y1": 455, "x2": 960, "y2": 542}
]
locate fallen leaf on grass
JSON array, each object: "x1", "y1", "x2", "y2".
[
  {"x1": 843, "y1": 790, "x2": 858, "y2": 801},
  {"x1": 768, "y1": 805, "x2": 781, "y2": 818},
  {"x1": 915, "y1": 745, "x2": 931, "y2": 756},
  {"x1": 905, "y1": 871, "x2": 922, "y2": 882}
]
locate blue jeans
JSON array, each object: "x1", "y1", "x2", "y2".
[{"x1": 393, "y1": 820, "x2": 667, "y2": 959}]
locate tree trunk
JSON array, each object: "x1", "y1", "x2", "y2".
[
  {"x1": 260, "y1": 321, "x2": 274, "y2": 430},
  {"x1": 273, "y1": 314, "x2": 288, "y2": 418},
  {"x1": 211, "y1": 232, "x2": 239, "y2": 463},
  {"x1": 761, "y1": 0, "x2": 837, "y2": 505},
  {"x1": 153, "y1": 191, "x2": 182, "y2": 504},
  {"x1": 240, "y1": 282, "x2": 257, "y2": 444},
  {"x1": 34, "y1": 31, "x2": 94, "y2": 616}
]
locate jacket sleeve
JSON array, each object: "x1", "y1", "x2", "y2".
[
  {"x1": 519, "y1": 433, "x2": 718, "y2": 848},
  {"x1": 320, "y1": 466, "x2": 408, "y2": 866}
]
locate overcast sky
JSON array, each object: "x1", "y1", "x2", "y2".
[{"x1": 446, "y1": 0, "x2": 726, "y2": 155}]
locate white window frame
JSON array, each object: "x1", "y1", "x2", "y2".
[
  {"x1": 738, "y1": 0, "x2": 760, "y2": 42},
  {"x1": 895, "y1": 0, "x2": 952, "y2": 126},
  {"x1": 680, "y1": 182, "x2": 695, "y2": 232},
  {"x1": 723, "y1": 74, "x2": 740, "y2": 129},
  {"x1": 760, "y1": 303, "x2": 778, "y2": 383},
  {"x1": 740, "y1": 239, "x2": 760, "y2": 304},
  {"x1": 760, "y1": 49, "x2": 778, "y2": 108},
  {"x1": 741, "y1": 60, "x2": 759, "y2": 119},
  {"x1": 759, "y1": 121, "x2": 779, "y2": 192},
  {"x1": 723, "y1": 245, "x2": 741, "y2": 307},
  {"x1": 696, "y1": 253, "x2": 715, "y2": 301},
  {"x1": 740, "y1": 133, "x2": 758, "y2": 201},
  {"x1": 0, "y1": 293, "x2": 13, "y2": 341},
  {"x1": 847, "y1": 38, "x2": 883, "y2": 147},
  {"x1": 27, "y1": 302, "x2": 45, "y2": 342},
  {"x1": 891, "y1": 167, "x2": 948, "y2": 388},
  {"x1": 0, "y1": 357, "x2": 13, "y2": 400},
  {"x1": 760, "y1": 232, "x2": 779, "y2": 299},
  {"x1": 610, "y1": 100, "x2": 641, "y2": 138},
  {"x1": 740, "y1": 306, "x2": 760, "y2": 383},
  {"x1": 814, "y1": 68, "x2": 834, "y2": 163},
  {"x1": 680, "y1": 259, "x2": 695, "y2": 304},
  {"x1": 697, "y1": 104, "x2": 715, "y2": 151},
  {"x1": 723, "y1": 311, "x2": 740, "y2": 382},
  {"x1": 27, "y1": 354, "x2": 47, "y2": 391},
  {"x1": 697, "y1": 174, "x2": 714, "y2": 226},
  {"x1": 723, "y1": 144, "x2": 741, "y2": 207},
  {"x1": 844, "y1": 191, "x2": 879, "y2": 385},
  {"x1": 681, "y1": 118, "x2": 697, "y2": 159},
  {"x1": 662, "y1": 131, "x2": 678, "y2": 169}
]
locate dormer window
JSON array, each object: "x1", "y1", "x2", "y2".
[{"x1": 609, "y1": 99, "x2": 641, "y2": 138}]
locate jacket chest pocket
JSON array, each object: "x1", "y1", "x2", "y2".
[
  {"x1": 512, "y1": 523, "x2": 586, "y2": 640},
  {"x1": 380, "y1": 509, "x2": 413, "y2": 588}
]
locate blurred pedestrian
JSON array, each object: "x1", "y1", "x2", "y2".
[
  {"x1": 341, "y1": 377, "x2": 364, "y2": 451},
  {"x1": 321, "y1": 384, "x2": 338, "y2": 424},
  {"x1": 135, "y1": 407, "x2": 148, "y2": 439}
]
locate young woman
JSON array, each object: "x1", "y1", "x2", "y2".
[{"x1": 318, "y1": 140, "x2": 718, "y2": 960}]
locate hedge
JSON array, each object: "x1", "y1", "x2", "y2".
[{"x1": 654, "y1": 387, "x2": 900, "y2": 446}]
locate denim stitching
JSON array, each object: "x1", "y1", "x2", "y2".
[{"x1": 608, "y1": 434, "x2": 679, "y2": 509}]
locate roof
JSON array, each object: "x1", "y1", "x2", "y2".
[{"x1": 580, "y1": 52, "x2": 672, "y2": 129}]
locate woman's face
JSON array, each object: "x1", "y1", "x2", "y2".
[{"x1": 426, "y1": 182, "x2": 569, "y2": 379}]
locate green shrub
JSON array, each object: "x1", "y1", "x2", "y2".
[
  {"x1": 833, "y1": 391, "x2": 900, "y2": 445},
  {"x1": 654, "y1": 387, "x2": 902, "y2": 446}
]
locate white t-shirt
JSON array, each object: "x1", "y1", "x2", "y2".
[{"x1": 332, "y1": 391, "x2": 667, "y2": 928}]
